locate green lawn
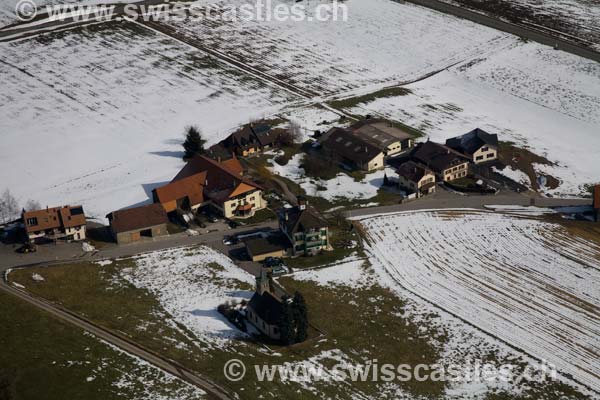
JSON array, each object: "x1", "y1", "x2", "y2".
[{"x1": 0, "y1": 290, "x2": 204, "y2": 400}]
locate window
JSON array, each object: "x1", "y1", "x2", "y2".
[
  {"x1": 26, "y1": 217, "x2": 38, "y2": 226},
  {"x1": 476, "y1": 155, "x2": 484, "y2": 161},
  {"x1": 482, "y1": 146, "x2": 489, "y2": 152},
  {"x1": 487, "y1": 153, "x2": 494, "y2": 158}
]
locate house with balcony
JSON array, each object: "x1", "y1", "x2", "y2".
[
  {"x1": 166, "y1": 154, "x2": 267, "y2": 219},
  {"x1": 279, "y1": 198, "x2": 330, "y2": 256},
  {"x1": 22, "y1": 205, "x2": 86, "y2": 243}
]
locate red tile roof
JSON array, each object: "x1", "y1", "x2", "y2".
[
  {"x1": 23, "y1": 206, "x2": 85, "y2": 233},
  {"x1": 153, "y1": 171, "x2": 206, "y2": 207}
]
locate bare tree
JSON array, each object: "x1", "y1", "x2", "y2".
[
  {"x1": 0, "y1": 189, "x2": 19, "y2": 224},
  {"x1": 279, "y1": 121, "x2": 303, "y2": 147},
  {"x1": 25, "y1": 200, "x2": 42, "y2": 212}
]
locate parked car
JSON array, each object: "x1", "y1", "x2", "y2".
[
  {"x1": 222, "y1": 235, "x2": 239, "y2": 246},
  {"x1": 264, "y1": 257, "x2": 283, "y2": 268},
  {"x1": 16, "y1": 243, "x2": 37, "y2": 253},
  {"x1": 271, "y1": 265, "x2": 289, "y2": 276}
]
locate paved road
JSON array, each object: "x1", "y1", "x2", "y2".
[
  {"x1": 0, "y1": 280, "x2": 232, "y2": 400},
  {"x1": 345, "y1": 188, "x2": 592, "y2": 218},
  {"x1": 399, "y1": 0, "x2": 600, "y2": 63}
]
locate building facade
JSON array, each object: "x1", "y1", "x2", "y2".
[
  {"x1": 279, "y1": 199, "x2": 330, "y2": 256},
  {"x1": 22, "y1": 205, "x2": 86, "y2": 243}
]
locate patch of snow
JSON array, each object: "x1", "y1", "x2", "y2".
[
  {"x1": 483, "y1": 205, "x2": 556, "y2": 216},
  {"x1": 31, "y1": 273, "x2": 45, "y2": 282},
  {"x1": 290, "y1": 254, "x2": 367, "y2": 288},
  {"x1": 120, "y1": 245, "x2": 255, "y2": 349},
  {"x1": 95, "y1": 260, "x2": 113, "y2": 266},
  {"x1": 82, "y1": 242, "x2": 95, "y2": 252}
]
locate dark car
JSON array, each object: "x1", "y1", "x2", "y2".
[
  {"x1": 16, "y1": 243, "x2": 37, "y2": 254},
  {"x1": 264, "y1": 257, "x2": 283, "y2": 268}
]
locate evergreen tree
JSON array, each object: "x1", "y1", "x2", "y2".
[
  {"x1": 293, "y1": 292, "x2": 308, "y2": 343},
  {"x1": 182, "y1": 126, "x2": 206, "y2": 160},
  {"x1": 278, "y1": 296, "x2": 295, "y2": 345}
]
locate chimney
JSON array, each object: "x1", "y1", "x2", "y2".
[{"x1": 297, "y1": 196, "x2": 307, "y2": 211}]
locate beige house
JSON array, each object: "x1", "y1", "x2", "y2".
[
  {"x1": 446, "y1": 128, "x2": 499, "y2": 164},
  {"x1": 320, "y1": 127, "x2": 385, "y2": 172},
  {"x1": 167, "y1": 155, "x2": 267, "y2": 219},
  {"x1": 350, "y1": 119, "x2": 414, "y2": 156},
  {"x1": 22, "y1": 205, "x2": 86, "y2": 243},
  {"x1": 411, "y1": 141, "x2": 471, "y2": 182},
  {"x1": 396, "y1": 161, "x2": 436, "y2": 197}
]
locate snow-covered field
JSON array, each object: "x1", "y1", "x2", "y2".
[
  {"x1": 117, "y1": 245, "x2": 255, "y2": 349},
  {"x1": 445, "y1": 0, "x2": 600, "y2": 49},
  {"x1": 357, "y1": 210, "x2": 600, "y2": 392},
  {"x1": 0, "y1": 22, "x2": 299, "y2": 219},
  {"x1": 166, "y1": 0, "x2": 509, "y2": 95}
]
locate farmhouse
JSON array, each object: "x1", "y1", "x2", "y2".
[
  {"x1": 594, "y1": 185, "x2": 600, "y2": 222},
  {"x1": 22, "y1": 205, "x2": 86, "y2": 243},
  {"x1": 320, "y1": 127, "x2": 384, "y2": 172},
  {"x1": 349, "y1": 118, "x2": 414, "y2": 156},
  {"x1": 411, "y1": 141, "x2": 470, "y2": 182},
  {"x1": 446, "y1": 128, "x2": 499, "y2": 164},
  {"x1": 396, "y1": 161, "x2": 436, "y2": 197},
  {"x1": 279, "y1": 198, "x2": 330, "y2": 256},
  {"x1": 221, "y1": 123, "x2": 279, "y2": 157},
  {"x1": 171, "y1": 155, "x2": 266, "y2": 219},
  {"x1": 106, "y1": 203, "x2": 169, "y2": 244},
  {"x1": 152, "y1": 171, "x2": 207, "y2": 213}
]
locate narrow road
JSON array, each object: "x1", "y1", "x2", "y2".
[
  {"x1": 0, "y1": 279, "x2": 232, "y2": 400},
  {"x1": 345, "y1": 188, "x2": 592, "y2": 218}
]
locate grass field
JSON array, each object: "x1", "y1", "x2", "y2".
[{"x1": 0, "y1": 290, "x2": 205, "y2": 400}]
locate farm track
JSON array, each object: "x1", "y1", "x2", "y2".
[
  {"x1": 0, "y1": 278, "x2": 233, "y2": 400},
  {"x1": 360, "y1": 210, "x2": 600, "y2": 394}
]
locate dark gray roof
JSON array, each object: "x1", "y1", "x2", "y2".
[
  {"x1": 248, "y1": 291, "x2": 283, "y2": 325},
  {"x1": 396, "y1": 161, "x2": 432, "y2": 183},
  {"x1": 350, "y1": 119, "x2": 413, "y2": 145},
  {"x1": 411, "y1": 141, "x2": 469, "y2": 173},
  {"x1": 245, "y1": 232, "x2": 291, "y2": 256},
  {"x1": 281, "y1": 206, "x2": 328, "y2": 235},
  {"x1": 320, "y1": 128, "x2": 382, "y2": 164},
  {"x1": 446, "y1": 128, "x2": 498, "y2": 156}
]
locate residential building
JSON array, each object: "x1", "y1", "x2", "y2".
[
  {"x1": 446, "y1": 128, "x2": 499, "y2": 164},
  {"x1": 221, "y1": 123, "x2": 279, "y2": 157},
  {"x1": 320, "y1": 127, "x2": 385, "y2": 171},
  {"x1": 411, "y1": 141, "x2": 470, "y2": 182},
  {"x1": 106, "y1": 203, "x2": 169, "y2": 244},
  {"x1": 172, "y1": 155, "x2": 266, "y2": 219},
  {"x1": 279, "y1": 198, "x2": 330, "y2": 256},
  {"x1": 349, "y1": 118, "x2": 414, "y2": 156},
  {"x1": 396, "y1": 161, "x2": 436, "y2": 197},
  {"x1": 22, "y1": 205, "x2": 86, "y2": 243}
]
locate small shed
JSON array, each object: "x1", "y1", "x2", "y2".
[
  {"x1": 106, "y1": 203, "x2": 169, "y2": 244},
  {"x1": 245, "y1": 232, "x2": 291, "y2": 262}
]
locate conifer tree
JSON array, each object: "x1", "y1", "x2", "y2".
[{"x1": 182, "y1": 126, "x2": 206, "y2": 160}]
